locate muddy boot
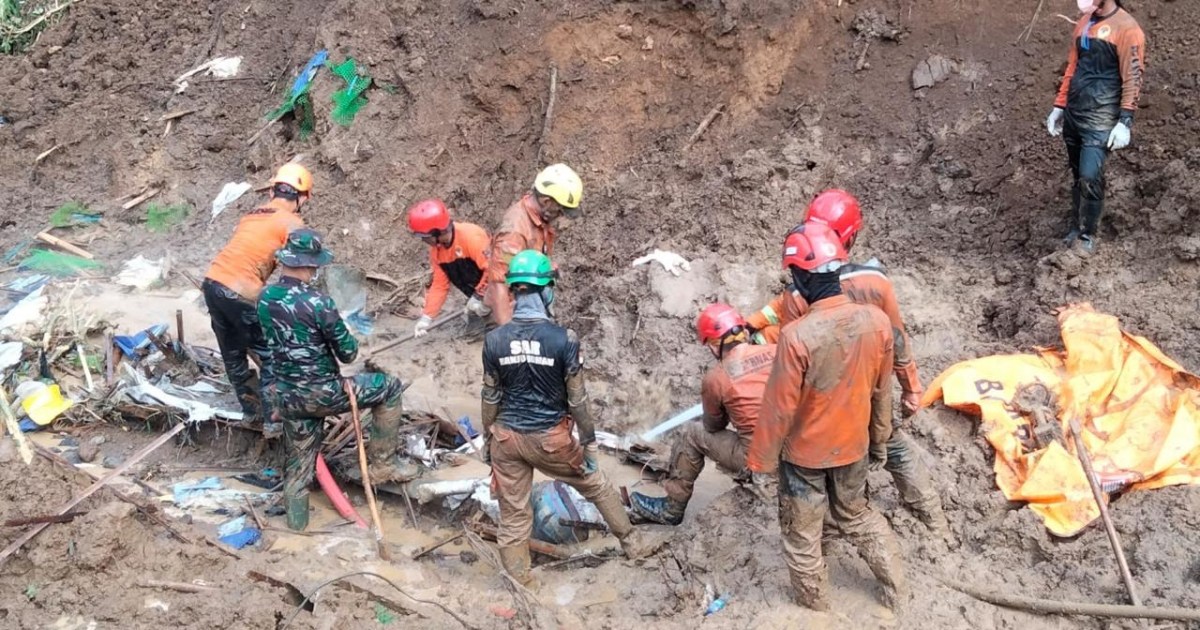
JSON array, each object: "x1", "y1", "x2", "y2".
[
  {"x1": 914, "y1": 500, "x2": 957, "y2": 548},
  {"x1": 365, "y1": 402, "x2": 404, "y2": 465},
  {"x1": 591, "y1": 490, "x2": 662, "y2": 559},
  {"x1": 498, "y1": 544, "x2": 539, "y2": 591},
  {"x1": 367, "y1": 455, "x2": 424, "y2": 483},
  {"x1": 789, "y1": 570, "x2": 831, "y2": 612},
  {"x1": 1077, "y1": 233, "x2": 1098, "y2": 254},
  {"x1": 628, "y1": 492, "x2": 685, "y2": 526},
  {"x1": 857, "y1": 536, "x2": 908, "y2": 611},
  {"x1": 285, "y1": 492, "x2": 310, "y2": 531}
]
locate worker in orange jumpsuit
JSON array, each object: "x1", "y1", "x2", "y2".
[
  {"x1": 1046, "y1": 0, "x2": 1145, "y2": 253},
  {"x1": 748, "y1": 222, "x2": 906, "y2": 612},
  {"x1": 628, "y1": 304, "x2": 776, "y2": 525},
  {"x1": 203, "y1": 163, "x2": 311, "y2": 427},
  {"x1": 406, "y1": 199, "x2": 492, "y2": 338},
  {"x1": 746, "y1": 189, "x2": 950, "y2": 539},
  {"x1": 484, "y1": 164, "x2": 582, "y2": 324}
]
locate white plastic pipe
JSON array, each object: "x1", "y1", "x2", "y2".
[{"x1": 639, "y1": 403, "x2": 704, "y2": 442}]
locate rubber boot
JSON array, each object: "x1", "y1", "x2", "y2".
[
  {"x1": 914, "y1": 500, "x2": 957, "y2": 548},
  {"x1": 857, "y1": 536, "x2": 908, "y2": 611},
  {"x1": 365, "y1": 402, "x2": 404, "y2": 465},
  {"x1": 789, "y1": 569, "x2": 831, "y2": 612},
  {"x1": 1077, "y1": 178, "x2": 1103, "y2": 254},
  {"x1": 628, "y1": 492, "x2": 685, "y2": 526},
  {"x1": 285, "y1": 492, "x2": 310, "y2": 531},
  {"x1": 1063, "y1": 181, "x2": 1083, "y2": 246},
  {"x1": 498, "y1": 544, "x2": 539, "y2": 590},
  {"x1": 590, "y1": 489, "x2": 659, "y2": 559}
]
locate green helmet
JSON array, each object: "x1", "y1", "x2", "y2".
[{"x1": 505, "y1": 250, "x2": 554, "y2": 287}]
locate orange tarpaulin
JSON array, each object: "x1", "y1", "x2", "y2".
[{"x1": 922, "y1": 304, "x2": 1200, "y2": 537}]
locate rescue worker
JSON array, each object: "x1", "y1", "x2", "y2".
[
  {"x1": 406, "y1": 199, "x2": 492, "y2": 337},
  {"x1": 746, "y1": 189, "x2": 950, "y2": 537},
  {"x1": 1046, "y1": 0, "x2": 1145, "y2": 253},
  {"x1": 484, "y1": 164, "x2": 582, "y2": 325},
  {"x1": 482, "y1": 250, "x2": 652, "y2": 588},
  {"x1": 628, "y1": 304, "x2": 776, "y2": 525},
  {"x1": 257, "y1": 229, "x2": 407, "y2": 531},
  {"x1": 203, "y1": 163, "x2": 310, "y2": 427},
  {"x1": 748, "y1": 223, "x2": 906, "y2": 611}
]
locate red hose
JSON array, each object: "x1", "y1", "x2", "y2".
[{"x1": 315, "y1": 453, "x2": 368, "y2": 529}]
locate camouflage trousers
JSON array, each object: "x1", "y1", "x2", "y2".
[{"x1": 275, "y1": 372, "x2": 403, "y2": 529}]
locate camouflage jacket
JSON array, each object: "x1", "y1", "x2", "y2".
[{"x1": 257, "y1": 276, "x2": 358, "y2": 392}]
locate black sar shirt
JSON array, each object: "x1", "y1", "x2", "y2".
[{"x1": 483, "y1": 318, "x2": 583, "y2": 432}]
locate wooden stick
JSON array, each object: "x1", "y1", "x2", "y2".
[
  {"x1": 175, "y1": 309, "x2": 185, "y2": 346},
  {"x1": 346, "y1": 381, "x2": 390, "y2": 560},
  {"x1": 412, "y1": 531, "x2": 465, "y2": 560},
  {"x1": 204, "y1": 535, "x2": 244, "y2": 560},
  {"x1": 136, "y1": 579, "x2": 218, "y2": 594},
  {"x1": 1017, "y1": 0, "x2": 1045, "y2": 43},
  {"x1": 0, "y1": 422, "x2": 185, "y2": 567},
  {"x1": 536, "y1": 63, "x2": 558, "y2": 164},
  {"x1": 104, "y1": 333, "x2": 115, "y2": 385},
  {"x1": 244, "y1": 495, "x2": 265, "y2": 531},
  {"x1": 34, "y1": 145, "x2": 62, "y2": 164},
  {"x1": 939, "y1": 575, "x2": 1200, "y2": 622},
  {"x1": 3, "y1": 511, "x2": 87, "y2": 527},
  {"x1": 77, "y1": 343, "x2": 94, "y2": 392},
  {"x1": 121, "y1": 187, "x2": 161, "y2": 211},
  {"x1": 35, "y1": 231, "x2": 94, "y2": 259},
  {"x1": 682, "y1": 104, "x2": 724, "y2": 151},
  {"x1": 367, "y1": 311, "x2": 458, "y2": 358},
  {"x1": 159, "y1": 108, "x2": 199, "y2": 122},
  {"x1": 0, "y1": 385, "x2": 33, "y2": 464},
  {"x1": 246, "y1": 119, "x2": 278, "y2": 146},
  {"x1": 1067, "y1": 415, "x2": 1141, "y2": 606}
]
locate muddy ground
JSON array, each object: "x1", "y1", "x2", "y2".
[{"x1": 2, "y1": 0, "x2": 1200, "y2": 627}]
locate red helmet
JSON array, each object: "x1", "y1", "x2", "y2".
[
  {"x1": 804, "y1": 189, "x2": 863, "y2": 250},
  {"x1": 407, "y1": 199, "x2": 451, "y2": 235},
  {"x1": 783, "y1": 222, "x2": 848, "y2": 272},
  {"x1": 696, "y1": 303, "x2": 746, "y2": 345}
]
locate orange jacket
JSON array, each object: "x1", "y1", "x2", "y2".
[
  {"x1": 423, "y1": 221, "x2": 491, "y2": 318},
  {"x1": 487, "y1": 193, "x2": 555, "y2": 283},
  {"x1": 747, "y1": 295, "x2": 894, "y2": 472},
  {"x1": 700, "y1": 342, "x2": 777, "y2": 440},
  {"x1": 746, "y1": 262, "x2": 922, "y2": 395},
  {"x1": 1055, "y1": 8, "x2": 1145, "y2": 128},
  {"x1": 205, "y1": 199, "x2": 304, "y2": 300}
]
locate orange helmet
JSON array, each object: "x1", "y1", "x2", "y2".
[
  {"x1": 696, "y1": 303, "x2": 746, "y2": 345},
  {"x1": 783, "y1": 222, "x2": 848, "y2": 272},
  {"x1": 804, "y1": 189, "x2": 862, "y2": 250},
  {"x1": 407, "y1": 199, "x2": 452, "y2": 236},
  {"x1": 270, "y1": 163, "x2": 314, "y2": 195}
]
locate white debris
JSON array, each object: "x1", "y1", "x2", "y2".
[
  {"x1": 174, "y1": 56, "x2": 243, "y2": 93},
  {"x1": 122, "y1": 364, "x2": 243, "y2": 423},
  {"x1": 210, "y1": 182, "x2": 252, "y2": 222},
  {"x1": 0, "y1": 286, "x2": 46, "y2": 334},
  {"x1": 632, "y1": 249, "x2": 692, "y2": 277},
  {"x1": 114, "y1": 256, "x2": 168, "y2": 291},
  {"x1": 0, "y1": 341, "x2": 22, "y2": 373}
]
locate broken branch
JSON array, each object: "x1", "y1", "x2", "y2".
[
  {"x1": 682, "y1": 104, "x2": 724, "y2": 152},
  {"x1": 35, "y1": 231, "x2": 94, "y2": 259},
  {"x1": 536, "y1": 63, "x2": 558, "y2": 164}
]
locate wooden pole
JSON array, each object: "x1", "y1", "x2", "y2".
[
  {"x1": 367, "y1": 311, "x2": 458, "y2": 358},
  {"x1": 346, "y1": 381, "x2": 390, "y2": 560}
]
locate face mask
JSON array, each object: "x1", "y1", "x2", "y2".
[
  {"x1": 1077, "y1": 0, "x2": 1094, "y2": 13},
  {"x1": 540, "y1": 286, "x2": 556, "y2": 318}
]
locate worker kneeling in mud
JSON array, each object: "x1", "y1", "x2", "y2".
[
  {"x1": 257, "y1": 229, "x2": 410, "y2": 531},
  {"x1": 748, "y1": 189, "x2": 951, "y2": 541},
  {"x1": 748, "y1": 223, "x2": 907, "y2": 612},
  {"x1": 407, "y1": 198, "x2": 492, "y2": 338},
  {"x1": 482, "y1": 250, "x2": 654, "y2": 589},
  {"x1": 629, "y1": 304, "x2": 775, "y2": 525}
]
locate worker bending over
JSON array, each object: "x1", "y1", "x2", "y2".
[
  {"x1": 749, "y1": 223, "x2": 906, "y2": 612},
  {"x1": 629, "y1": 304, "x2": 775, "y2": 525},
  {"x1": 406, "y1": 198, "x2": 491, "y2": 338},
  {"x1": 482, "y1": 250, "x2": 652, "y2": 589},
  {"x1": 485, "y1": 164, "x2": 582, "y2": 324}
]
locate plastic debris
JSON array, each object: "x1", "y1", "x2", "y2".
[
  {"x1": 267, "y1": 50, "x2": 328, "y2": 139},
  {"x1": 144, "y1": 203, "x2": 190, "y2": 232},
  {"x1": 0, "y1": 286, "x2": 46, "y2": 333},
  {"x1": 113, "y1": 324, "x2": 170, "y2": 358},
  {"x1": 21, "y1": 384, "x2": 72, "y2": 426},
  {"x1": 531, "y1": 480, "x2": 604, "y2": 544},
  {"x1": 210, "y1": 182, "x2": 252, "y2": 222},
  {"x1": 114, "y1": 256, "x2": 168, "y2": 291},
  {"x1": 174, "y1": 56, "x2": 243, "y2": 93},
  {"x1": 217, "y1": 515, "x2": 248, "y2": 538},
  {"x1": 374, "y1": 603, "x2": 397, "y2": 625},
  {"x1": 704, "y1": 596, "x2": 728, "y2": 616},
  {"x1": 49, "y1": 202, "x2": 101, "y2": 228},
  {"x1": 19, "y1": 250, "x2": 103, "y2": 277},
  {"x1": 454, "y1": 416, "x2": 480, "y2": 446},
  {"x1": 217, "y1": 527, "x2": 261, "y2": 549},
  {"x1": 327, "y1": 57, "x2": 373, "y2": 126},
  {"x1": 172, "y1": 477, "x2": 223, "y2": 505},
  {"x1": 632, "y1": 249, "x2": 692, "y2": 276},
  {"x1": 0, "y1": 341, "x2": 23, "y2": 373},
  {"x1": 122, "y1": 364, "x2": 243, "y2": 422}
]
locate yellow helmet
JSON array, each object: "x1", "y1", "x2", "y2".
[
  {"x1": 533, "y1": 163, "x2": 582, "y2": 210},
  {"x1": 271, "y1": 163, "x2": 314, "y2": 195}
]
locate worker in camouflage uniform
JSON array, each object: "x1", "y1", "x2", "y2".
[{"x1": 257, "y1": 229, "x2": 408, "y2": 531}]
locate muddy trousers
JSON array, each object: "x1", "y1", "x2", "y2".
[
  {"x1": 278, "y1": 373, "x2": 405, "y2": 531},
  {"x1": 778, "y1": 458, "x2": 906, "y2": 611},
  {"x1": 490, "y1": 420, "x2": 634, "y2": 581},
  {"x1": 884, "y1": 431, "x2": 942, "y2": 520},
  {"x1": 202, "y1": 279, "x2": 274, "y2": 422},
  {"x1": 663, "y1": 422, "x2": 748, "y2": 506},
  {"x1": 1062, "y1": 123, "x2": 1112, "y2": 238}
]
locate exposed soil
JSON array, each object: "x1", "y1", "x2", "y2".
[{"x1": 2, "y1": 0, "x2": 1199, "y2": 627}]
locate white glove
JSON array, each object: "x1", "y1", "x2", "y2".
[
  {"x1": 1107, "y1": 122, "x2": 1131, "y2": 150},
  {"x1": 1046, "y1": 107, "x2": 1064, "y2": 137},
  {"x1": 413, "y1": 315, "x2": 433, "y2": 338},
  {"x1": 465, "y1": 295, "x2": 491, "y2": 317},
  {"x1": 632, "y1": 249, "x2": 692, "y2": 277}
]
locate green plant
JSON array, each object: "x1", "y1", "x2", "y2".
[
  {"x1": 1, "y1": 0, "x2": 75, "y2": 55},
  {"x1": 144, "y1": 203, "x2": 190, "y2": 232}
]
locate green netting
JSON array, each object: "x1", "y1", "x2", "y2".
[
  {"x1": 327, "y1": 58, "x2": 372, "y2": 127},
  {"x1": 145, "y1": 203, "x2": 190, "y2": 232},
  {"x1": 268, "y1": 91, "x2": 316, "y2": 139},
  {"x1": 49, "y1": 201, "x2": 101, "y2": 227},
  {"x1": 20, "y1": 249, "x2": 103, "y2": 276}
]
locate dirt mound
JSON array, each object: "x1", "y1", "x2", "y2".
[{"x1": 2, "y1": 0, "x2": 1200, "y2": 626}]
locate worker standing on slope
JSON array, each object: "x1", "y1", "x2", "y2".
[
  {"x1": 257, "y1": 230, "x2": 409, "y2": 531},
  {"x1": 1046, "y1": 0, "x2": 1145, "y2": 253},
  {"x1": 747, "y1": 189, "x2": 950, "y2": 539},
  {"x1": 203, "y1": 163, "x2": 311, "y2": 429},
  {"x1": 628, "y1": 304, "x2": 775, "y2": 525},
  {"x1": 482, "y1": 250, "x2": 653, "y2": 589},
  {"x1": 748, "y1": 223, "x2": 906, "y2": 611},
  {"x1": 484, "y1": 164, "x2": 582, "y2": 324},
  {"x1": 406, "y1": 199, "x2": 492, "y2": 338}
]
